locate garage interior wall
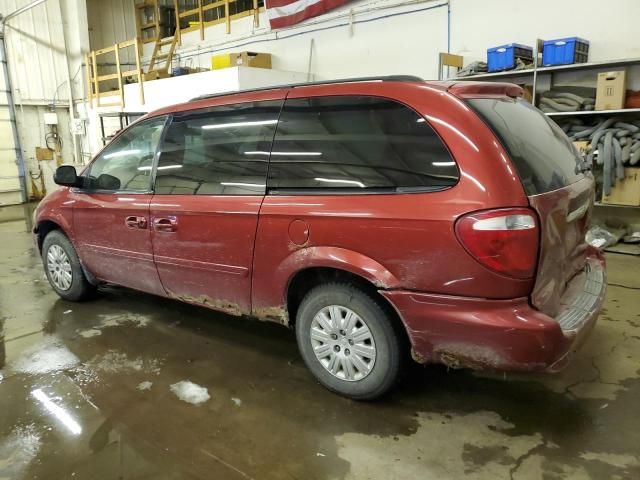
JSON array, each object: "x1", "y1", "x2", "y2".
[
  {"x1": 0, "y1": 0, "x2": 88, "y2": 204},
  {"x1": 86, "y1": 0, "x2": 640, "y2": 80},
  {"x1": 2, "y1": 0, "x2": 640, "y2": 205},
  {"x1": 0, "y1": 41, "x2": 21, "y2": 206}
]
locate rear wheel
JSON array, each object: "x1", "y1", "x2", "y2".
[
  {"x1": 295, "y1": 283, "x2": 403, "y2": 400},
  {"x1": 42, "y1": 230, "x2": 96, "y2": 301}
]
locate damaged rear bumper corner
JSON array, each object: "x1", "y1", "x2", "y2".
[{"x1": 380, "y1": 253, "x2": 606, "y2": 373}]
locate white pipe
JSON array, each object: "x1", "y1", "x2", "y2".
[
  {"x1": 57, "y1": 0, "x2": 79, "y2": 164},
  {"x1": 2, "y1": 0, "x2": 48, "y2": 24}
]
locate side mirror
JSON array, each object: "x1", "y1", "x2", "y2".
[
  {"x1": 95, "y1": 173, "x2": 121, "y2": 191},
  {"x1": 54, "y1": 165, "x2": 83, "y2": 188}
]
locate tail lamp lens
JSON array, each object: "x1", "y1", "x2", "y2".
[{"x1": 455, "y1": 208, "x2": 539, "y2": 279}]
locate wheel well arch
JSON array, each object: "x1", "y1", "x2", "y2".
[
  {"x1": 285, "y1": 267, "x2": 409, "y2": 346},
  {"x1": 36, "y1": 220, "x2": 64, "y2": 253}
]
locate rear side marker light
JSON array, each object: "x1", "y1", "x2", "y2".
[{"x1": 455, "y1": 208, "x2": 539, "y2": 279}]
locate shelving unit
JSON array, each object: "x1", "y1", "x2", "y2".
[
  {"x1": 135, "y1": 0, "x2": 176, "y2": 44},
  {"x1": 458, "y1": 52, "x2": 640, "y2": 211},
  {"x1": 545, "y1": 108, "x2": 640, "y2": 117},
  {"x1": 459, "y1": 57, "x2": 640, "y2": 80},
  {"x1": 457, "y1": 51, "x2": 640, "y2": 107}
]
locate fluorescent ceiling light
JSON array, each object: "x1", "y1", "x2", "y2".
[
  {"x1": 32, "y1": 389, "x2": 82, "y2": 435},
  {"x1": 314, "y1": 177, "x2": 365, "y2": 188},
  {"x1": 244, "y1": 151, "x2": 323, "y2": 156},
  {"x1": 137, "y1": 165, "x2": 182, "y2": 171},
  {"x1": 432, "y1": 161, "x2": 456, "y2": 167},
  {"x1": 201, "y1": 119, "x2": 277, "y2": 130},
  {"x1": 220, "y1": 182, "x2": 265, "y2": 188},
  {"x1": 104, "y1": 149, "x2": 140, "y2": 159}
]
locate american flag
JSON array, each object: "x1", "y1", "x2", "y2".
[{"x1": 265, "y1": 0, "x2": 351, "y2": 29}]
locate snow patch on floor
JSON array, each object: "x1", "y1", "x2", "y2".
[
  {"x1": 78, "y1": 329, "x2": 102, "y2": 338},
  {"x1": 85, "y1": 351, "x2": 162, "y2": 374},
  {"x1": 71, "y1": 350, "x2": 163, "y2": 386},
  {"x1": 99, "y1": 314, "x2": 150, "y2": 329},
  {"x1": 137, "y1": 381, "x2": 153, "y2": 391},
  {"x1": 9, "y1": 336, "x2": 79, "y2": 375},
  {"x1": 170, "y1": 381, "x2": 210, "y2": 405},
  {"x1": 0, "y1": 424, "x2": 41, "y2": 479},
  {"x1": 76, "y1": 314, "x2": 149, "y2": 340}
]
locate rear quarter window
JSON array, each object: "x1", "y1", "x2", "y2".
[
  {"x1": 468, "y1": 97, "x2": 584, "y2": 195},
  {"x1": 266, "y1": 95, "x2": 459, "y2": 193}
]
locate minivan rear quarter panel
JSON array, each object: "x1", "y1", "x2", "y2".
[{"x1": 251, "y1": 82, "x2": 535, "y2": 319}]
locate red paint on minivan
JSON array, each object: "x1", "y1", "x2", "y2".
[{"x1": 35, "y1": 77, "x2": 606, "y2": 397}]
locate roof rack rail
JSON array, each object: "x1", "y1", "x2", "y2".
[{"x1": 189, "y1": 75, "x2": 424, "y2": 102}]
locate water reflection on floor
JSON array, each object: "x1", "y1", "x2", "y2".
[{"x1": 1, "y1": 205, "x2": 639, "y2": 479}]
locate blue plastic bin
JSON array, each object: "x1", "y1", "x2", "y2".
[
  {"x1": 487, "y1": 44, "x2": 533, "y2": 72},
  {"x1": 542, "y1": 37, "x2": 589, "y2": 66}
]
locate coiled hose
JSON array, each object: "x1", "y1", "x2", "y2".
[{"x1": 564, "y1": 118, "x2": 640, "y2": 195}]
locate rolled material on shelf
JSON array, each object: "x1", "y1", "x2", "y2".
[
  {"x1": 539, "y1": 86, "x2": 596, "y2": 113},
  {"x1": 562, "y1": 117, "x2": 640, "y2": 195}
]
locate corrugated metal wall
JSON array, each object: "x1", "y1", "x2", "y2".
[
  {"x1": 0, "y1": 0, "x2": 70, "y2": 104},
  {"x1": 87, "y1": 0, "x2": 137, "y2": 65},
  {"x1": 87, "y1": 0, "x2": 136, "y2": 50},
  {"x1": 0, "y1": 42, "x2": 22, "y2": 205}
]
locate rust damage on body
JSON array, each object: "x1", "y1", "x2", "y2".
[
  {"x1": 165, "y1": 290, "x2": 245, "y2": 317},
  {"x1": 253, "y1": 305, "x2": 289, "y2": 326},
  {"x1": 432, "y1": 343, "x2": 542, "y2": 371},
  {"x1": 411, "y1": 347, "x2": 428, "y2": 364}
]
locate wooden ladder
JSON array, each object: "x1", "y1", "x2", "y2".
[{"x1": 148, "y1": 35, "x2": 177, "y2": 78}]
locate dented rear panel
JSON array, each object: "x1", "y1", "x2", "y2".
[{"x1": 464, "y1": 95, "x2": 595, "y2": 317}]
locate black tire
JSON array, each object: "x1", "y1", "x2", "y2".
[
  {"x1": 295, "y1": 283, "x2": 403, "y2": 400},
  {"x1": 42, "y1": 230, "x2": 96, "y2": 302}
]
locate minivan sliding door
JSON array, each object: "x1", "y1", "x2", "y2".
[{"x1": 149, "y1": 97, "x2": 284, "y2": 316}]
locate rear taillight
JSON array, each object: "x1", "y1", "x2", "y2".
[{"x1": 455, "y1": 208, "x2": 539, "y2": 279}]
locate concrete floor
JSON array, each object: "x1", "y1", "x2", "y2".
[{"x1": 1, "y1": 206, "x2": 639, "y2": 480}]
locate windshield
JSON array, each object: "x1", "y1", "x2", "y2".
[{"x1": 467, "y1": 97, "x2": 584, "y2": 195}]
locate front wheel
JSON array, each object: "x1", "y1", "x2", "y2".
[
  {"x1": 295, "y1": 283, "x2": 403, "y2": 400},
  {"x1": 42, "y1": 230, "x2": 96, "y2": 302}
]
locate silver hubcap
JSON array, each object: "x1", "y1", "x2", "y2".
[
  {"x1": 46, "y1": 244, "x2": 72, "y2": 291},
  {"x1": 310, "y1": 305, "x2": 376, "y2": 381}
]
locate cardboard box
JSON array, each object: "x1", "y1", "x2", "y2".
[
  {"x1": 573, "y1": 141, "x2": 590, "y2": 157},
  {"x1": 602, "y1": 168, "x2": 640, "y2": 206},
  {"x1": 35, "y1": 147, "x2": 53, "y2": 161},
  {"x1": 517, "y1": 84, "x2": 533, "y2": 104},
  {"x1": 211, "y1": 52, "x2": 272, "y2": 70},
  {"x1": 143, "y1": 70, "x2": 170, "y2": 81},
  {"x1": 595, "y1": 70, "x2": 627, "y2": 111}
]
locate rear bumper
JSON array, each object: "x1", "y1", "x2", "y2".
[{"x1": 381, "y1": 252, "x2": 606, "y2": 372}]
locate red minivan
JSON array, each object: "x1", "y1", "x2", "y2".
[{"x1": 34, "y1": 77, "x2": 605, "y2": 399}]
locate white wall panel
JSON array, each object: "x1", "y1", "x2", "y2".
[
  {"x1": 450, "y1": 0, "x2": 640, "y2": 64},
  {"x1": 87, "y1": 0, "x2": 137, "y2": 65},
  {"x1": 136, "y1": 0, "x2": 640, "y2": 82},
  {"x1": 1, "y1": 0, "x2": 66, "y2": 103}
]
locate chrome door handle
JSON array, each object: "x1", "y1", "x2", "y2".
[
  {"x1": 153, "y1": 216, "x2": 177, "y2": 232},
  {"x1": 125, "y1": 216, "x2": 148, "y2": 229}
]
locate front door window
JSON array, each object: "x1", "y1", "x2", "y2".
[{"x1": 85, "y1": 116, "x2": 167, "y2": 192}]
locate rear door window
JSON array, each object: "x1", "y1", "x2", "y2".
[
  {"x1": 155, "y1": 100, "x2": 282, "y2": 195},
  {"x1": 467, "y1": 97, "x2": 584, "y2": 195},
  {"x1": 266, "y1": 95, "x2": 458, "y2": 193}
]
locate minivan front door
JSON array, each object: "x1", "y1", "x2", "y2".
[
  {"x1": 72, "y1": 116, "x2": 167, "y2": 296},
  {"x1": 149, "y1": 96, "x2": 285, "y2": 315}
]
